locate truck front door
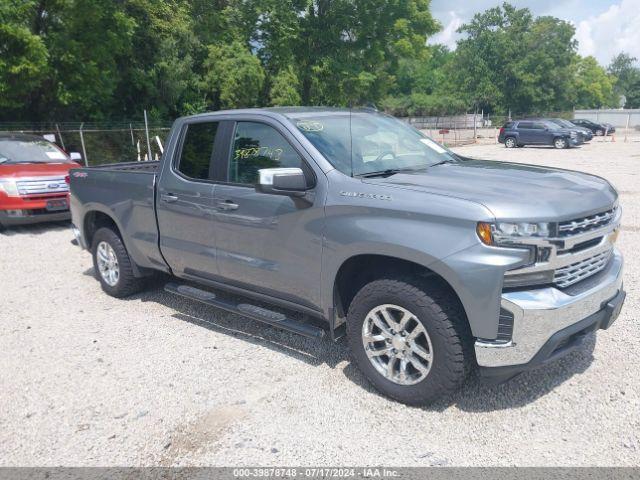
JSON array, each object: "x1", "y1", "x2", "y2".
[{"x1": 211, "y1": 118, "x2": 325, "y2": 311}]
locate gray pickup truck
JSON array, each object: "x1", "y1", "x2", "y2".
[{"x1": 70, "y1": 108, "x2": 625, "y2": 405}]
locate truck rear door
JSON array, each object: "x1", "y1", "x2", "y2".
[{"x1": 156, "y1": 120, "x2": 223, "y2": 277}]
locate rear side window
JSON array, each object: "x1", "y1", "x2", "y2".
[
  {"x1": 517, "y1": 121, "x2": 534, "y2": 129},
  {"x1": 229, "y1": 122, "x2": 303, "y2": 185},
  {"x1": 503, "y1": 122, "x2": 514, "y2": 129},
  {"x1": 178, "y1": 122, "x2": 219, "y2": 180}
]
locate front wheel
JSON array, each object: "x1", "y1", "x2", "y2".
[
  {"x1": 554, "y1": 137, "x2": 569, "y2": 149},
  {"x1": 346, "y1": 278, "x2": 471, "y2": 405},
  {"x1": 91, "y1": 227, "x2": 145, "y2": 298}
]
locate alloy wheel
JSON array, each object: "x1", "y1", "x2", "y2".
[
  {"x1": 96, "y1": 241, "x2": 120, "y2": 287},
  {"x1": 361, "y1": 304, "x2": 434, "y2": 386}
]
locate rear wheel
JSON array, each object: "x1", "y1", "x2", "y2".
[
  {"x1": 91, "y1": 227, "x2": 145, "y2": 298},
  {"x1": 347, "y1": 278, "x2": 471, "y2": 405},
  {"x1": 554, "y1": 137, "x2": 568, "y2": 149},
  {"x1": 504, "y1": 137, "x2": 517, "y2": 148}
]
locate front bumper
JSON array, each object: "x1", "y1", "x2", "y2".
[
  {"x1": 0, "y1": 208, "x2": 70, "y2": 226},
  {"x1": 475, "y1": 250, "x2": 624, "y2": 379}
]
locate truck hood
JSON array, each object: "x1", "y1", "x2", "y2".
[
  {"x1": 0, "y1": 162, "x2": 81, "y2": 178},
  {"x1": 364, "y1": 159, "x2": 617, "y2": 221}
]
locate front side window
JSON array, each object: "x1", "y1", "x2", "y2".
[
  {"x1": 290, "y1": 112, "x2": 459, "y2": 176},
  {"x1": 178, "y1": 122, "x2": 219, "y2": 180},
  {"x1": 229, "y1": 122, "x2": 303, "y2": 185},
  {"x1": 0, "y1": 138, "x2": 70, "y2": 164}
]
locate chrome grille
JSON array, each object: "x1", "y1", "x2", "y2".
[
  {"x1": 558, "y1": 207, "x2": 616, "y2": 237},
  {"x1": 554, "y1": 250, "x2": 612, "y2": 288},
  {"x1": 16, "y1": 177, "x2": 69, "y2": 196}
]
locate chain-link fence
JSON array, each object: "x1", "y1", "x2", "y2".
[
  {"x1": 0, "y1": 121, "x2": 172, "y2": 166},
  {"x1": 3, "y1": 111, "x2": 637, "y2": 166}
]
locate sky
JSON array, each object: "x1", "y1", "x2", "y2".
[{"x1": 428, "y1": 0, "x2": 640, "y2": 66}]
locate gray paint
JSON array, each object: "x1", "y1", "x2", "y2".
[{"x1": 70, "y1": 108, "x2": 618, "y2": 342}]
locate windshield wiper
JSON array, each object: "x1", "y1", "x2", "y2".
[
  {"x1": 429, "y1": 158, "x2": 455, "y2": 167},
  {"x1": 356, "y1": 168, "x2": 419, "y2": 178}
]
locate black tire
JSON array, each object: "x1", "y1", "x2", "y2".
[
  {"x1": 504, "y1": 136, "x2": 517, "y2": 148},
  {"x1": 91, "y1": 227, "x2": 145, "y2": 298},
  {"x1": 554, "y1": 137, "x2": 568, "y2": 149},
  {"x1": 346, "y1": 278, "x2": 472, "y2": 405}
]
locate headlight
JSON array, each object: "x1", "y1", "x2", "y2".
[
  {"x1": 477, "y1": 221, "x2": 551, "y2": 246},
  {"x1": 0, "y1": 180, "x2": 19, "y2": 196}
]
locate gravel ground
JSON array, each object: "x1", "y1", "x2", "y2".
[{"x1": 1, "y1": 138, "x2": 639, "y2": 466}]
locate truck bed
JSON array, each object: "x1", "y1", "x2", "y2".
[{"x1": 70, "y1": 161, "x2": 164, "y2": 271}]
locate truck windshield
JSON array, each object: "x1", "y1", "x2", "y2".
[
  {"x1": 291, "y1": 112, "x2": 459, "y2": 177},
  {"x1": 0, "y1": 139, "x2": 71, "y2": 164}
]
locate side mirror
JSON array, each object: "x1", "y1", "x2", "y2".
[
  {"x1": 69, "y1": 152, "x2": 82, "y2": 162},
  {"x1": 256, "y1": 168, "x2": 308, "y2": 197}
]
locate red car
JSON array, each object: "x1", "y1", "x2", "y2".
[{"x1": 0, "y1": 133, "x2": 82, "y2": 229}]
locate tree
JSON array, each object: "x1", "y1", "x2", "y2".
[
  {"x1": 201, "y1": 42, "x2": 265, "y2": 110},
  {"x1": 269, "y1": 66, "x2": 301, "y2": 106},
  {"x1": 450, "y1": 3, "x2": 576, "y2": 113},
  {"x1": 571, "y1": 56, "x2": 616, "y2": 109},
  {"x1": 247, "y1": 0, "x2": 439, "y2": 106},
  {"x1": 607, "y1": 52, "x2": 640, "y2": 106},
  {"x1": 0, "y1": 1, "x2": 48, "y2": 113},
  {"x1": 626, "y1": 78, "x2": 640, "y2": 109},
  {"x1": 44, "y1": 0, "x2": 136, "y2": 120}
]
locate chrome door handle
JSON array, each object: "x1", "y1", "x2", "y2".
[
  {"x1": 161, "y1": 193, "x2": 178, "y2": 203},
  {"x1": 217, "y1": 200, "x2": 239, "y2": 211}
]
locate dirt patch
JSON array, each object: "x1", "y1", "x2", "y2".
[{"x1": 160, "y1": 405, "x2": 247, "y2": 465}]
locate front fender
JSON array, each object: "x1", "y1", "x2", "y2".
[{"x1": 320, "y1": 172, "x2": 530, "y2": 340}]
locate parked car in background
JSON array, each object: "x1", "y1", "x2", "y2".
[
  {"x1": 547, "y1": 118, "x2": 593, "y2": 141},
  {"x1": 571, "y1": 118, "x2": 615, "y2": 136},
  {"x1": 0, "y1": 133, "x2": 82, "y2": 229},
  {"x1": 498, "y1": 120, "x2": 583, "y2": 149}
]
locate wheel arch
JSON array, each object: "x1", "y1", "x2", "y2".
[
  {"x1": 82, "y1": 207, "x2": 124, "y2": 249},
  {"x1": 331, "y1": 253, "x2": 469, "y2": 330},
  {"x1": 82, "y1": 207, "x2": 148, "y2": 278}
]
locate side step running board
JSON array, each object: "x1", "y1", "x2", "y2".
[{"x1": 164, "y1": 283, "x2": 325, "y2": 339}]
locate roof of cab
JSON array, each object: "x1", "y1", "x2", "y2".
[{"x1": 181, "y1": 106, "x2": 379, "y2": 122}]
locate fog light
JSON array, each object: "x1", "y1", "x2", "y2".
[
  {"x1": 6, "y1": 210, "x2": 25, "y2": 217},
  {"x1": 503, "y1": 270, "x2": 555, "y2": 288}
]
